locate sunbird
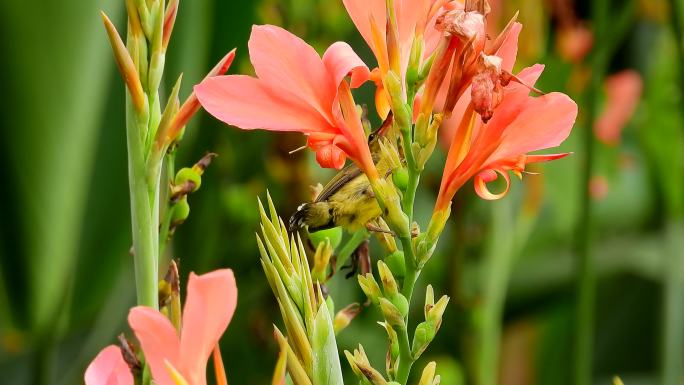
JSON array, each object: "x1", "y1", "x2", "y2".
[{"x1": 289, "y1": 114, "x2": 395, "y2": 233}]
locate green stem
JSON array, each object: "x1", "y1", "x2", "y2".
[
  {"x1": 127, "y1": 99, "x2": 159, "y2": 310},
  {"x1": 663, "y1": 3, "x2": 684, "y2": 384},
  {"x1": 159, "y1": 151, "x2": 176, "y2": 256},
  {"x1": 574, "y1": 29, "x2": 604, "y2": 385},
  {"x1": 396, "y1": 326, "x2": 413, "y2": 384}
]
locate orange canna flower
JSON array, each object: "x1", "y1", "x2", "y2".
[
  {"x1": 435, "y1": 25, "x2": 578, "y2": 210},
  {"x1": 594, "y1": 70, "x2": 643, "y2": 146},
  {"x1": 195, "y1": 25, "x2": 377, "y2": 178},
  {"x1": 85, "y1": 269, "x2": 237, "y2": 385}
]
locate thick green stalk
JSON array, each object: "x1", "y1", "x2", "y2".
[
  {"x1": 395, "y1": 326, "x2": 414, "y2": 384},
  {"x1": 663, "y1": 3, "x2": 684, "y2": 384},
  {"x1": 126, "y1": 99, "x2": 159, "y2": 310},
  {"x1": 574, "y1": 1, "x2": 607, "y2": 381}
]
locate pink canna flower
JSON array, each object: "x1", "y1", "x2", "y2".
[
  {"x1": 85, "y1": 345, "x2": 134, "y2": 385},
  {"x1": 195, "y1": 25, "x2": 378, "y2": 178},
  {"x1": 129, "y1": 269, "x2": 237, "y2": 385},
  {"x1": 85, "y1": 269, "x2": 237, "y2": 385},
  {"x1": 594, "y1": 70, "x2": 642, "y2": 146}
]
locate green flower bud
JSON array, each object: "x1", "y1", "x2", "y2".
[
  {"x1": 308, "y1": 227, "x2": 343, "y2": 249},
  {"x1": 384, "y1": 251, "x2": 406, "y2": 279},
  {"x1": 170, "y1": 196, "x2": 190, "y2": 225},
  {"x1": 379, "y1": 298, "x2": 405, "y2": 330},
  {"x1": 377, "y1": 261, "x2": 399, "y2": 297},
  {"x1": 358, "y1": 274, "x2": 382, "y2": 305},
  {"x1": 174, "y1": 167, "x2": 201, "y2": 192},
  {"x1": 392, "y1": 167, "x2": 409, "y2": 191},
  {"x1": 411, "y1": 320, "x2": 437, "y2": 359},
  {"x1": 390, "y1": 293, "x2": 409, "y2": 318}
]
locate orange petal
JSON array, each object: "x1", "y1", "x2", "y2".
[{"x1": 474, "y1": 169, "x2": 511, "y2": 200}]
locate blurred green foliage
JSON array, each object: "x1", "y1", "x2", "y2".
[{"x1": 0, "y1": 0, "x2": 683, "y2": 384}]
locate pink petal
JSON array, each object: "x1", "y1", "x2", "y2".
[
  {"x1": 322, "y1": 42, "x2": 370, "y2": 89},
  {"x1": 249, "y1": 25, "x2": 336, "y2": 121},
  {"x1": 496, "y1": 22, "x2": 522, "y2": 72},
  {"x1": 342, "y1": 0, "x2": 387, "y2": 56},
  {"x1": 594, "y1": 70, "x2": 642, "y2": 145},
  {"x1": 179, "y1": 269, "x2": 238, "y2": 385},
  {"x1": 128, "y1": 307, "x2": 181, "y2": 385},
  {"x1": 485, "y1": 92, "x2": 578, "y2": 165},
  {"x1": 195, "y1": 75, "x2": 335, "y2": 133},
  {"x1": 85, "y1": 345, "x2": 134, "y2": 385}
]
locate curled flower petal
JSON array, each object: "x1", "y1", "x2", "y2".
[
  {"x1": 323, "y1": 42, "x2": 371, "y2": 89},
  {"x1": 85, "y1": 345, "x2": 134, "y2": 385},
  {"x1": 474, "y1": 169, "x2": 511, "y2": 200},
  {"x1": 315, "y1": 144, "x2": 347, "y2": 170}
]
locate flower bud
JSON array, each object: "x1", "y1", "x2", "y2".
[
  {"x1": 379, "y1": 298, "x2": 406, "y2": 330},
  {"x1": 170, "y1": 197, "x2": 190, "y2": 228},
  {"x1": 373, "y1": 218, "x2": 398, "y2": 253},
  {"x1": 345, "y1": 345, "x2": 388, "y2": 385},
  {"x1": 311, "y1": 238, "x2": 333, "y2": 282},
  {"x1": 333, "y1": 303, "x2": 361, "y2": 334},
  {"x1": 378, "y1": 261, "x2": 399, "y2": 297},
  {"x1": 384, "y1": 250, "x2": 406, "y2": 279},
  {"x1": 384, "y1": 71, "x2": 411, "y2": 130},
  {"x1": 392, "y1": 167, "x2": 409, "y2": 191},
  {"x1": 411, "y1": 320, "x2": 437, "y2": 359},
  {"x1": 424, "y1": 285, "x2": 435, "y2": 319},
  {"x1": 427, "y1": 295, "x2": 449, "y2": 326},
  {"x1": 358, "y1": 273, "x2": 382, "y2": 305},
  {"x1": 378, "y1": 321, "x2": 400, "y2": 360},
  {"x1": 418, "y1": 362, "x2": 440, "y2": 385}
]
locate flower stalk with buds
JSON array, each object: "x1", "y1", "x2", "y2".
[{"x1": 101, "y1": 0, "x2": 236, "y2": 310}]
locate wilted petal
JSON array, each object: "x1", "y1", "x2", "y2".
[
  {"x1": 179, "y1": 269, "x2": 237, "y2": 385},
  {"x1": 195, "y1": 75, "x2": 335, "y2": 133},
  {"x1": 85, "y1": 345, "x2": 134, "y2": 385},
  {"x1": 128, "y1": 308, "x2": 181, "y2": 385}
]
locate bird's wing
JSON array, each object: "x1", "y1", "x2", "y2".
[{"x1": 315, "y1": 164, "x2": 363, "y2": 202}]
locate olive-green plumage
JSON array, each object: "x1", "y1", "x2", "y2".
[{"x1": 289, "y1": 114, "x2": 395, "y2": 233}]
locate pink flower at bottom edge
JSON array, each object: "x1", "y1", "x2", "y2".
[{"x1": 85, "y1": 345, "x2": 133, "y2": 385}]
